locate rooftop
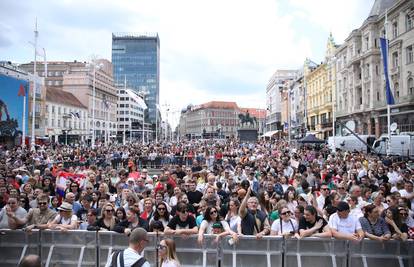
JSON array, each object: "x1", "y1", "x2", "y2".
[
  {"x1": 239, "y1": 108, "x2": 267, "y2": 119},
  {"x1": 195, "y1": 101, "x2": 239, "y2": 110},
  {"x1": 46, "y1": 88, "x2": 87, "y2": 109}
]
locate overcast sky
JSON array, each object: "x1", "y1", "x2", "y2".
[{"x1": 0, "y1": 0, "x2": 374, "y2": 126}]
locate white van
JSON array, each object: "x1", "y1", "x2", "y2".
[
  {"x1": 372, "y1": 134, "x2": 414, "y2": 158},
  {"x1": 328, "y1": 135, "x2": 376, "y2": 153}
]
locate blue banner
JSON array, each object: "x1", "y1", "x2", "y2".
[
  {"x1": 0, "y1": 74, "x2": 29, "y2": 139},
  {"x1": 379, "y1": 37, "x2": 395, "y2": 105}
]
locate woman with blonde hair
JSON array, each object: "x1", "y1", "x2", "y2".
[
  {"x1": 89, "y1": 203, "x2": 117, "y2": 231},
  {"x1": 159, "y1": 238, "x2": 181, "y2": 267}
]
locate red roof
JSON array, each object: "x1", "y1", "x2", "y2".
[
  {"x1": 196, "y1": 101, "x2": 239, "y2": 110},
  {"x1": 239, "y1": 108, "x2": 266, "y2": 119}
]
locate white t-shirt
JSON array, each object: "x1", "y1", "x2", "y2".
[
  {"x1": 328, "y1": 213, "x2": 361, "y2": 234},
  {"x1": 227, "y1": 215, "x2": 241, "y2": 233},
  {"x1": 105, "y1": 247, "x2": 150, "y2": 267},
  {"x1": 161, "y1": 259, "x2": 180, "y2": 267},
  {"x1": 271, "y1": 218, "x2": 297, "y2": 235},
  {"x1": 399, "y1": 189, "x2": 414, "y2": 210},
  {"x1": 52, "y1": 214, "x2": 78, "y2": 225},
  {"x1": 317, "y1": 195, "x2": 326, "y2": 210}
]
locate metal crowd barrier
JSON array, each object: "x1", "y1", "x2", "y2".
[{"x1": 0, "y1": 230, "x2": 413, "y2": 267}]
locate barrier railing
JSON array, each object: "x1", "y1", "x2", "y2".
[{"x1": 0, "y1": 230, "x2": 413, "y2": 267}]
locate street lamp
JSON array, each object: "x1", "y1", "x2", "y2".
[{"x1": 86, "y1": 61, "x2": 103, "y2": 149}]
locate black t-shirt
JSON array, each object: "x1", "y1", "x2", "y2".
[
  {"x1": 167, "y1": 215, "x2": 197, "y2": 230},
  {"x1": 174, "y1": 170, "x2": 186, "y2": 179},
  {"x1": 187, "y1": 190, "x2": 203, "y2": 205},
  {"x1": 298, "y1": 215, "x2": 328, "y2": 233},
  {"x1": 191, "y1": 166, "x2": 202, "y2": 173}
]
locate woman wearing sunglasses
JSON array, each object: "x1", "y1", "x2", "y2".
[
  {"x1": 149, "y1": 203, "x2": 171, "y2": 232},
  {"x1": 89, "y1": 203, "x2": 117, "y2": 231},
  {"x1": 158, "y1": 238, "x2": 181, "y2": 267},
  {"x1": 270, "y1": 206, "x2": 298, "y2": 237},
  {"x1": 198, "y1": 206, "x2": 236, "y2": 245}
]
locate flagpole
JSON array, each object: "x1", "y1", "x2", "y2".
[
  {"x1": 385, "y1": 10, "x2": 392, "y2": 156},
  {"x1": 123, "y1": 75, "x2": 126, "y2": 145},
  {"x1": 31, "y1": 18, "x2": 38, "y2": 150}
]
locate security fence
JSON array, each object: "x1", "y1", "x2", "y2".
[{"x1": 0, "y1": 230, "x2": 413, "y2": 267}]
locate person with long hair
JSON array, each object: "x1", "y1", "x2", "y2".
[
  {"x1": 198, "y1": 206, "x2": 235, "y2": 245},
  {"x1": 89, "y1": 203, "x2": 117, "y2": 231},
  {"x1": 159, "y1": 238, "x2": 181, "y2": 267},
  {"x1": 359, "y1": 204, "x2": 391, "y2": 241},
  {"x1": 115, "y1": 207, "x2": 127, "y2": 222},
  {"x1": 224, "y1": 199, "x2": 242, "y2": 234},
  {"x1": 298, "y1": 205, "x2": 331, "y2": 238},
  {"x1": 283, "y1": 187, "x2": 298, "y2": 214},
  {"x1": 149, "y1": 202, "x2": 172, "y2": 232},
  {"x1": 383, "y1": 207, "x2": 409, "y2": 241}
]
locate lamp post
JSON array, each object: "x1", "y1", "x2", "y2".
[{"x1": 86, "y1": 61, "x2": 103, "y2": 149}]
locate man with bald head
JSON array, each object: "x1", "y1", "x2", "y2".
[{"x1": 19, "y1": 255, "x2": 41, "y2": 267}]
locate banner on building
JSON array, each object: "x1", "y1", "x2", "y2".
[{"x1": 0, "y1": 74, "x2": 29, "y2": 140}]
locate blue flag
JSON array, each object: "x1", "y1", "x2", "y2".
[{"x1": 379, "y1": 37, "x2": 395, "y2": 105}]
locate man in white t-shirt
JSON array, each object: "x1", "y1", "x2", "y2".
[
  {"x1": 105, "y1": 228, "x2": 150, "y2": 267},
  {"x1": 399, "y1": 181, "x2": 414, "y2": 211},
  {"x1": 328, "y1": 201, "x2": 364, "y2": 241},
  {"x1": 317, "y1": 184, "x2": 330, "y2": 210}
]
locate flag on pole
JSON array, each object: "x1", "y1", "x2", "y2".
[
  {"x1": 69, "y1": 111, "x2": 77, "y2": 119},
  {"x1": 379, "y1": 37, "x2": 395, "y2": 105}
]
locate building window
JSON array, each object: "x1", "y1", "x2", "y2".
[
  {"x1": 392, "y1": 52, "x2": 399, "y2": 68},
  {"x1": 394, "y1": 82, "x2": 399, "y2": 99},
  {"x1": 365, "y1": 36, "x2": 369, "y2": 50},
  {"x1": 377, "y1": 91, "x2": 380, "y2": 101},
  {"x1": 409, "y1": 78, "x2": 414, "y2": 95},
  {"x1": 407, "y1": 45, "x2": 413, "y2": 64},
  {"x1": 392, "y1": 21, "x2": 398, "y2": 38},
  {"x1": 407, "y1": 14, "x2": 413, "y2": 31}
]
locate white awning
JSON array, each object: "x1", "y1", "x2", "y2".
[
  {"x1": 262, "y1": 130, "x2": 280, "y2": 137},
  {"x1": 126, "y1": 89, "x2": 147, "y2": 110}
]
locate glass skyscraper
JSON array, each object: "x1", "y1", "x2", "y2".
[{"x1": 112, "y1": 33, "x2": 160, "y2": 125}]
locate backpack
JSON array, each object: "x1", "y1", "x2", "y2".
[{"x1": 110, "y1": 250, "x2": 147, "y2": 267}]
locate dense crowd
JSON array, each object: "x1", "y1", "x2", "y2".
[{"x1": 0, "y1": 138, "x2": 413, "y2": 244}]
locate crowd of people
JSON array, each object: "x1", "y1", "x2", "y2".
[{"x1": 0, "y1": 138, "x2": 413, "y2": 246}]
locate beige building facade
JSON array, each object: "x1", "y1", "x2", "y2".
[{"x1": 335, "y1": 0, "x2": 414, "y2": 136}]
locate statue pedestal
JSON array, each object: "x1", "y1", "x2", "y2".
[{"x1": 237, "y1": 128, "x2": 258, "y2": 142}]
